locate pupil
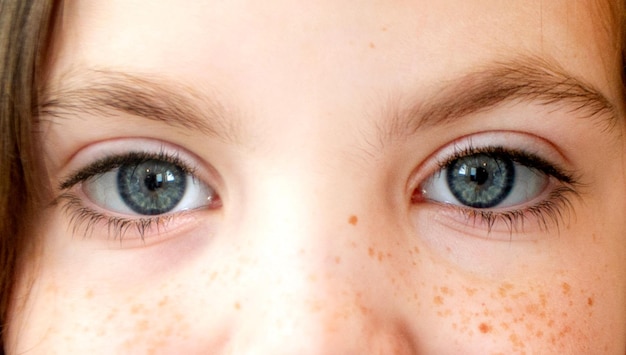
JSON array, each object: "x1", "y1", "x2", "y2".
[
  {"x1": 144, "y1": 171, "x2": 163, "y2": 191},
  {"x1": 470, "y1": 166, "x2": 489, "y2": 185}
]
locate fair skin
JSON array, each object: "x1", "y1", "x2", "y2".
[{"x1": 6, "y1": 0, "x2": 626, "y2": 353}]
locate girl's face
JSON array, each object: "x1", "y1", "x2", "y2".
[{"x1": 7, "y1": 1, "x2": 626, "y2": 353}]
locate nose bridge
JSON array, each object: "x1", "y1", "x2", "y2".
[{"x1": 225, "y1": 159, "x2": 418, "y2": 353}]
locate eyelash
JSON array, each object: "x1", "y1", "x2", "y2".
[
  {"x1": 414, "y1": 145, "x2": 581, "y2": 234},
  {"x1": 56, "y1": 151, "x2": 203, "y2": 241},
  {"x1": 57, "y1": 144, "x2": 580, "y2": 240}
]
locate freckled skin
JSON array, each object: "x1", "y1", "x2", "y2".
[{"x1": 6, "y1": 0, "x2": 626, "y2": 354}]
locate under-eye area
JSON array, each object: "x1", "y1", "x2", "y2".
[
  {"x1": 411, "y1": 134, "x2": 581, "y2": 236},
  {"x1": 55, "y1": 148, "x2": 221, "y2": 241}
]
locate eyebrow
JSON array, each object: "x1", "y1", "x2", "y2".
[
  {"x1": 39, "y1": 58, "x2": 617, "y2": 148},
  {"x1": 380, "y1": 56, "x2": 618, "y2": 142},
  {"x1": 38, "y1": 70, "x2": 241, "y2": 143}
]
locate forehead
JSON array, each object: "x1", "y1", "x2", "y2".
[{"x1": 47, "y1": 1, "x2": 622, "y2": 109}]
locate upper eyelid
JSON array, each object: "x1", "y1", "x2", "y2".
[
  {"x1": 436, "y1": 146, "x2": 576, "y2": 185},
  {"x1": 59, "y1": 151, "x2": 196, "y2": 191}
]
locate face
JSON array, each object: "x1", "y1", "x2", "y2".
[{"x1": 6, "y1": 0, "x2": 626, "y2": 353}]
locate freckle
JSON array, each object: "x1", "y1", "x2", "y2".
[
  {"x1": 85, "y1": 289, "x2": 93, "y2": 299},
  {"x1": 381, "y1": 26, "x2": 388, "y2": 32},
  {"x1": 348, "y1": 215, "x2": 358, "y2": 225},
  {"x1": 413, "y1": 246, "x2": 420, "y2": 254},
  {"x1": 559, "y1": 325, "x2": 571, "y2": 337},
  {"x1": 234, "y1": 302, "x2": 241, "y2": 310},
  {"x1": 536, "y1": 330, "x2": 544, "y2": 338},
  {"x1": 359, "y1": 305, "x2": 370, "y2": 315},
  {"x1": 498, "y1": 282, "x2": 514, "y2": 298},
  {"x1": 135, "y1": 319, "x2": 149, "y2": 332},
  {"x1": 561, "y1": 282, "x2": 571, "y2": 295},
  {"x1": 433, "y1": 295, "x2": 444, "y2": 305},
  {"x1": 368, "y1": 42, "x2": 375, "y2": 49},
  {"x1": 106, "y1": 308, "x2": 118, "y2": 321},
  {"x1": 334, "y1": 256, "x2": 341, "y2": 264},
  {"x1": 130, "y1": 304, "x2": 144, "y2": 315},
  {"x1": 587, "y1": 297, "x2": 594, "y2": 306},
  {"x1": 509, "y1": 333, "x2": 524, "y2": 348},
  {"x1": 377, "y1": 251, "x2": 384, "y2": 261},
  {"x1": 525, "y1": 303, "x2": 539, "y2": 314},
  {"x1": 368, "y1": 247, "x2": 375, "y2": 257},
  {"x1": 158, "y1": 296, "x2": 169, "y2": 308},
  {"x1": 464, "y1": 287, "x2": 477, "y2": 296},
  {"x1": 440, "y1": 286, "x2": 453, "y2": 296},
  {"x1": 539, "y1": 293, "x2": 547, "y2": 307},
  {"x1": 210, "y1": 271, "x2": 218, "y2": 281},
  {"x1": 479, "y1": 323, "x2": 492, "y2": 334}
]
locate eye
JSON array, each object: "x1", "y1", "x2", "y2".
[
  {"x1": 418, "y1": 148, "x2": 563, "y2": 210},
  {"x1": 83, "y1": 157, "x2": 218, "y2": 216}
]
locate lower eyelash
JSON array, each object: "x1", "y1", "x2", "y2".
[
  {"x1": 56, "y1": 193, "x2": 176, "y2": 241},
  {"x1": 444, "y1": 185, "x2": 579, "y2": 235}
]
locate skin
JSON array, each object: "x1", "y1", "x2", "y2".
[{"x1": 6, "y1": 0, "x2": 626, "y2": 353}]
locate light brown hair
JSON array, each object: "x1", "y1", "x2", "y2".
[{"x1": 0, "y1": 0, "x2": 54, "y2": 352}]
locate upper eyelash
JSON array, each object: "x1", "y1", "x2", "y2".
[
  {"x1": 437, "y1": 145, "x2": 579, "y2": 185},
  {"x1": 59, "y1": 150, "x2": 195, "y2": 191}
]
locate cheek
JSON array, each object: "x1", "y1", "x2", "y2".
[
  {"x1": 8, "y1": 265, "x2": 235, "y2": 353},
  {"x1": 418, "y1": 260, "x2": 624, "y2": 353}
]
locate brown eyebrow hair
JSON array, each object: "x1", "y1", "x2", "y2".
[
  {"x1": 39, "y1": 57, "x2": 617, "y2": 149},
  {"x1": 380, "y1": 56, "x2": 618, "y2": 142},
  {"x1": 38, "y1": 69, "x2": 242, "y2": 143}
]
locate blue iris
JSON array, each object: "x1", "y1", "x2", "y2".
[
  {"x1": 446, "y1": 153, "x2": 515, "y2": 208},
  {"x1": 117, "y1": 159, "x2": 187, "y2": 215}
]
